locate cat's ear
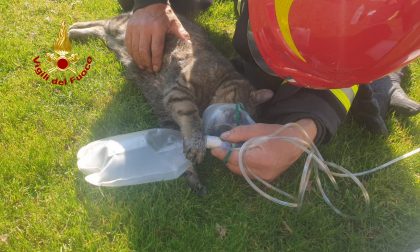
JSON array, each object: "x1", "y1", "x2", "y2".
[{"x1": 250, "y1": 89, "x2": 274, "y2": 105}]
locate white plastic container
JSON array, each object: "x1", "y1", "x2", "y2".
[
  {"x1": 77, "y1": 129, "x2": 191, "y2": 187},
  {"x1": 77, "y1": 103, "x2": 252, "y2": 187}
]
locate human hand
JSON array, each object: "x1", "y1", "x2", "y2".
[
  {"x1": 211, "y1": 119, "x2": 318, "y2": 181},
  {"x1": 125, "y1": 3, "x2": 190, "y2": 72}
]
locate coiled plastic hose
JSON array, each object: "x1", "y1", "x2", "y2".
[{"x1": 237, "y1": 122, "x2": 420, "y2": 217}]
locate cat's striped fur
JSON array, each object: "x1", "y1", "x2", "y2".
[{"x1": 69, "y1": 12, "x2": 273, "y2": 194}]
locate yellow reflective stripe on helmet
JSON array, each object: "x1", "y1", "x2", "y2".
[
  {"x1": 330, "y1": 84, "x2": 359, "y2": 112},
  {"x1": 275, "y1": 0, "x2": 306, "y2": 62}
]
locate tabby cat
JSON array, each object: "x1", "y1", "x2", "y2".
[{"x1": 69, "y1": 12, "x2": 273, "y2": 194}]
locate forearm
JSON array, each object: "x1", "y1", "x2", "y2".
[{"x1": 293, "y1": 119, "x2": 318, "y2": 142}]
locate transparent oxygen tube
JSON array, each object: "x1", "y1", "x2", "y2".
[{"x1": 205, "y1": 103, "x2": 420, "y2": 217}]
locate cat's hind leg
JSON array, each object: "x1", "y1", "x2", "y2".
[
  {"x1": 70, "y1": 20, "x2": 107, "y2": 29},
  {"x1": 69, "y1": 21, "x2": 106, "y2": 40}
]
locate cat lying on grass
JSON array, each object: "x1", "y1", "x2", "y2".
[{"x1": 69, "y1": 12, "x2": 273, "y2": 194}]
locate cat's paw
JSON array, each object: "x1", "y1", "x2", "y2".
[
  {"x1": 183, "y1": 133, "x2": 206, "y2": 164},
  {"x1": 183, "y1": 168, "x2": 207, "y2": 196},
  {"x1": 68, "y1": 28, "x2": 85, "y2": 40}
]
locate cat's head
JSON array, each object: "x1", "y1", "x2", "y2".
[
  {"x1": 216, "y1": 79, "x2": 273, "y2": 118},
  {"x1": 241, "y1": 87, "x2": 274, "y2": 118}
]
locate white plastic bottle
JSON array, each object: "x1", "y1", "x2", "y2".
[
  {"x1": 77, "y1": 129, "x2": 191, "y2": 187},
  {"x1": 77, "y1": 103, "x2": 252, "y2": 187}
]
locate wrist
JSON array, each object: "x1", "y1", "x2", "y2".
[{"x1": 295, "y1": 118, "x2": 318, "y2": 141}]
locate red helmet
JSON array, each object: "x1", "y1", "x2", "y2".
[{"x1": 248, "y1": 0, "x2": 420, "y2": 89}]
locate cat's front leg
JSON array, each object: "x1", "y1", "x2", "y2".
[
  {"x1": 163, "y1": 85, "x2": 206, "y2": 164},
  {"x1": 183, "y1": 126, "x2": 206, "y2": 164}
]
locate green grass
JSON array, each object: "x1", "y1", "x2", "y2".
[{"x1": 0, "y1": 0, "x2": 419, "y2": 251}]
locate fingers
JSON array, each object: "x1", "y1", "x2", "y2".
[
  {"x1": 210, "y1": 147, "x2": 264, "y2": 174},
  {"x1": 149, "y1": 18, "x2": 189, "y2": 72},
  {"x1": 125, "y1": 4, "x2": 169, "y2": 72},
  {"x1": 221, "y1": 124, "x2": 282, "y2": 143},
  {"x1": 125, "y1": 19, "x2": 145, "y2": 70},
  {"x1": 211, "y1": 148, "x2": 241, "y2": 174},
  {"x1": 138, "y1": 31, "x2": 152, "y2": 71},
  {"x1": 211, "y1": 141, "x2": 298, "y2": 181},
  {"x1": 125, "y1": 28, "x2": 132, "y2": 56},
  {"x1": 151, "y1": 29, "x2": 165, "y2": 72},
  {"x1": 211, "y1": 147, "x2": 268, "y2": 179},
  {"x1": 126, "y1": 24, "x2": 162, "y2": 72},
  {"x1": 129, "y1": 29, "x2": 142, "y2": 70},
  {"x1": 125, "y1": 4, "x2": 190, "y2": 73},
  {"x1": 210, "y1": 122, "x2": 315, "y2": 182}
]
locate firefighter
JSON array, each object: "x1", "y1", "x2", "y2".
[{"x1": 121, "y1": 0, "x2": 420, "y2": 181}]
